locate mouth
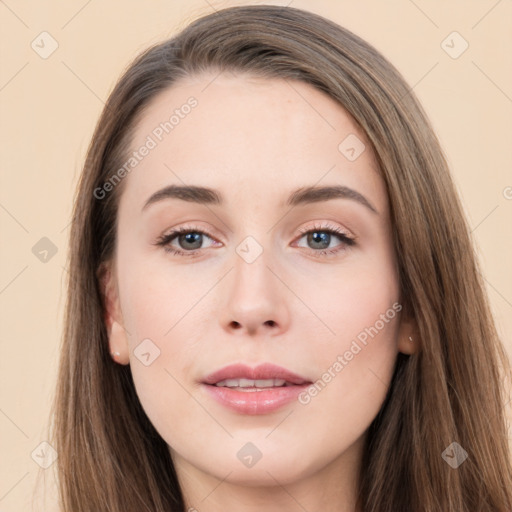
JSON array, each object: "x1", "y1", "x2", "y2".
[
  {"x1": 201, "y1": 363, "x2": 312, "y2": 414},
  {"x1": 202, "y1": 362, "x2": 311, "y2": 387},
  {"x1": 212, "y1": 378, "x2": 299, "y2": 391}
]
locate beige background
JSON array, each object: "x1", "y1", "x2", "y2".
[{"x1": 1, "y1": 0, "x2": 511, "y2": 510}]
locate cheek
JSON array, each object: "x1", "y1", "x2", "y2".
[
  {"x1": 302, "y1": 323, "x2": 400, "y2": 446},
  {"x1": 118, "y1": 251, "x2": 209, "y2": 344},
  {"x1": 302, "y1": 248, "x2": 400, "y2": 355},
  {"x1": 117, "y1": 256, "x2": 211, "y2": 428},
  {"x1": 296, "y1": 253, "x2": 400, "y2": 422}
]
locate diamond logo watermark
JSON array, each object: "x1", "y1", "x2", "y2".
[
  {"x1": 338, "y1": 134, "x2": 366, "y2": 162},
  {"x1": 441, "y1": 32, "x2": 469, "y2": 59},
  {"x1": 32, "y1": 237, "x2": 58, "y2": 263},
  {"x1": 134, "y1": 338, "x2": 161, "y2": 366},
  {"x1": 31, "y1": 31, "x2": 59, "y2": 59},
  {"x1": 236, "y1": 236, "x2": 263, "y2": 264},
  {"x1": 31, "y1": 441, "x2": 58, "y2": 469},
  {"x1": 237, "y1": 442, "x2": 262, "y2": 468},
  {"x1": 441, "y1": 441, "x2": 468, "y2": 468}
]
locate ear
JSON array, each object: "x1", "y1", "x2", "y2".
[
  {"x1": 396, "y1": 307, "x2": 420, "y2": 355},
  {"x1": 97, "y1": 261, "x2": 130, "y2": 365}
]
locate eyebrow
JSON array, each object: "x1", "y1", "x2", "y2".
[{"x1": 142, "y1": 184, "x2": 378, "y2": 214}]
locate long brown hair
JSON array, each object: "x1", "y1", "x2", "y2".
[{"x1": 43, "y1": 5, "x2": 512, "y2": 511}]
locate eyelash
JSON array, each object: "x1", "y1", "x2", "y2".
[{"x1": 154, "y1": 222, "x2": 356, "y2": 259}]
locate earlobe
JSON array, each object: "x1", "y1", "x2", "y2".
[
  {"x1": 108, "y1": 320, "x2": 131, "y2": 365},
  {"x1": 398, "y1": 333, "x2": 420, "y2": 355},
  {"x1": 397, "y1": 313, "x2": 421, "y2": 355}
]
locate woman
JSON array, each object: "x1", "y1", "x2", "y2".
[{"x1": 47, "y1": 4, "x2": 512, "y2": 511}]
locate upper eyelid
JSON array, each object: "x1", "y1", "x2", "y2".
[
  {"x1": 163, "y1": 223, "x2": 352, "y2": 239},
  {"x1": 297, "y1": 222, "x2": 353, "y2": 236}
]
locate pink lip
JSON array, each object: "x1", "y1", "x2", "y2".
[{"x1": 201, "y1": 363, "x2": 312, "y2": 415}]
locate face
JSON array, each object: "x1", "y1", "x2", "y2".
[{"x1": 102, "y1": 72, "x2": 416, "y2": 495}]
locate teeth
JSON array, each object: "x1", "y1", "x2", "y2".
[{"x1": 215, "y1": 378, "x2": 287, "y2": 388}]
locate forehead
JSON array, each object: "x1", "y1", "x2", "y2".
[{"x1": 119, "y1": 72, "x2": 386, "y2": 215}]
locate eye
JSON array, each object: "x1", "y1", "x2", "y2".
[
  {"x1": 294, "y1": 222, "x2": 356, "y2": 257},
  {"x1": 154, "y1": 225, "x2": 219, "y2": 257}
]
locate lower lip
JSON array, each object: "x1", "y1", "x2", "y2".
[{"x1": 201, "y1": 383, "x2": 310, "y2": 415}]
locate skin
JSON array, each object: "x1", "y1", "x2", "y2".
[{"x1": 101, "y1": 72, "x2": 419, "y2": 512}]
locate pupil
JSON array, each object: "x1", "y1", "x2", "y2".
[
  {"x1": 309, "y1": 231, "x2": 330, "y2": 249},
  {"x1": 180, "y1": 232, "x2": 202, "y2": 249}
]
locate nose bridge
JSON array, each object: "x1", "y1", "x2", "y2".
[
  {"x1": 232, "y1": 233, "x2": 274, "y2": 301},
  {"x1": 219, "y1": 230, "x2": 289, "y2": 335}
]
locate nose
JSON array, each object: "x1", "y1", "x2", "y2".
[{"x1": 219, "y1": 242, "x2": 290, "y2": 337}]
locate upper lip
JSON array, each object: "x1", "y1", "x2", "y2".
[{"x1": 202, "y1": 363, "x2": 311, "y2": 386}]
